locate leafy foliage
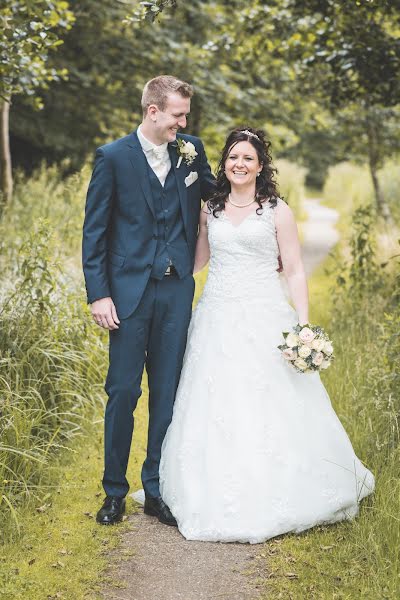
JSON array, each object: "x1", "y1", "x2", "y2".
[{"x1": 0, "y1": 0, "x2": 74, "y2": 103}]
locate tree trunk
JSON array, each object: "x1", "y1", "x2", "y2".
[
  {"x1": 366, "y1": 116, "x2": 392, "y2": 222},
  {"x1": 188, "y1": 95, "x2": 201, "y2": 137},
  {"x1": 0, "y1": 98, "x2": 13, "y2": 215}
]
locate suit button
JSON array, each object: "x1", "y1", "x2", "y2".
[
  {"x1": 153, "y1": 234, "x2": 157, "y2": 239},
  {"x1": 147, "y1": 264, "x2": 152, "y2": 269}
]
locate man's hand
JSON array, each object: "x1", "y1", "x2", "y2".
[{"x1": 91, "y1": 297, "x2": 120, "y2": 330}]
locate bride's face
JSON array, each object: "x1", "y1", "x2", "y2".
[{"x1": 224, "y1": 141, "x2": 262, "y2": 188}]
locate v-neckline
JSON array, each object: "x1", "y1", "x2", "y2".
[{"x1": 220, "y1": 209, "x2": 259, "y2": 229}]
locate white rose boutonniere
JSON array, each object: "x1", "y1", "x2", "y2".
[{"x1": 176, "y1": 139, "x2": 198, "y2": 168}]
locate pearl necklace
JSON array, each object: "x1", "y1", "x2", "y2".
[{"x1": 228, "y1": 193, "x2": 255, "y2": 208}]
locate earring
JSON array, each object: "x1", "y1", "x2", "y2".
[{"x1": 257, "y1": 172, "x2": 261, "y2": 177}]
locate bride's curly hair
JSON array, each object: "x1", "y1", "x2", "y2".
[{"x1": 208, "y1": 127, "x2": 282, "y2": 217}]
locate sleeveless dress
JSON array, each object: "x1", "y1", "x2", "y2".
[{"x1": 159, "y1": 200, "x2": 374, "y2": 544}]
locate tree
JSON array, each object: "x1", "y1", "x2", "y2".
[
  {"x1": 288, "y1": 0, "x2": 400, "y2": 218},
  {"x1": 0, "y1": 0, "x2": 74, "y2": 210},
  {"x1": 11, "y1": 0, "x2": 257, "y2": 170},
  {"x1": 8, "y1": 0, "x2": 400, "y2": 208}
]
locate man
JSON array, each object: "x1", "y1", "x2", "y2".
[{"x1": 82, "y1": 75, "x2": 215, "y2": 526}]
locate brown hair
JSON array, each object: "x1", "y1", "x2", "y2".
[
  {"x1": 141, "y1": 75, "x2": 193, "y2": 115},
  {"x1": 208, "y1": 127, "x2": 281, "y2": 217}
]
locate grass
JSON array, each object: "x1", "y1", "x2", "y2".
[
  {"x1": 0, "y1": 422, "x2": 121, "y2": 600},
  {"x1": 0, "y1": 374, "x2": 151, "y2": 600}
]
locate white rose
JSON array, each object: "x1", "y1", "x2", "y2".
[
  {"x1": 182, "y1": 141, "x2": 196, "y2": 156},
  {"x1": 299, "y1": 327, "x2": 315, "y2": 343},
  {"x1": 323, "y1": 341, "x2": 333, "y2": 356},
  {"x1": 285, "y1": 332, "x2": 299, "y2": 348},
  {"x1": 320, "y1": 359, "x2": 331, "y2": 369},
  {"x1": 311, "y1": 338, "x2": 325, "y2": 351},
  {"x1": 312, "y1": 351, "x2": 324, "y2": 366},
  {"x1": 298, "y1": 345, "x2": 312, "y2": 358},
  {"x1": 294, "y1": 357, "x2": 308, "y2": 371}
]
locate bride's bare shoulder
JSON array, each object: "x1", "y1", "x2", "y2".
[{"x1": 274, "y1": 198, "x2": 296, "y2": 223}]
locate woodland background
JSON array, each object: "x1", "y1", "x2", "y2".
[{"x1": 0, "y1": 2, "x2": 399, "y2": 599}]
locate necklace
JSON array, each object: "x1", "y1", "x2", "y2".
[{"x1": 228, "y1": 193, "x2": 255, "y2": 208}]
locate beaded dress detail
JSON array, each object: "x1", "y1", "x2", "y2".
[{"x1": 160, "y1": 200, "x2": 374, "y2": 543}]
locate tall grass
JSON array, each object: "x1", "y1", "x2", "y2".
[
  {"x1": 0, "y1": 166, "x2": 106, "y2": 541},
  {"x1": 323, "y1": 158, "x2": 400, "y2": 227},
  {"x1": 380, "y1": 158, "x2": 400, "y2": 224}
]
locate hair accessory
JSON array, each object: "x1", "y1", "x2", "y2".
[{"x1": 241, "y1": 129, "x2": 260, "y2": 140}]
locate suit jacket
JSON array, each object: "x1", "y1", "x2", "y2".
[{"x1": 82, "y1": 130, "x2": 215, "y2": 319}]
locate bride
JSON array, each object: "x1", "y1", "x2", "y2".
[{"x1": 158, "y1": 127, "x2": 374, "y2": 544}]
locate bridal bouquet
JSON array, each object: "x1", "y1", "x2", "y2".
[{"x1": 278, "y1": 324, "x2": 334, "y2": 373}]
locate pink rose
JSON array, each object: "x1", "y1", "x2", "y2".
[
  {"x1": 312, "y1": 351, "x2": 324, "y2": 366},
  {"x1": 299, "y1": 327, "x2": 315, "y2": 343},
  {"x1": 283, "y1": 348, "x2": 296, "y2": 361}
]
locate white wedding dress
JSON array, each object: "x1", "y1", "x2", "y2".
[{"x1": 158, "y1": 200, "x2": 374, "y2": 544}]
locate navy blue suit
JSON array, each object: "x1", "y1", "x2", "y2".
[{"x1": 83, "y1": 130, "x2": 214, "y2": 498}]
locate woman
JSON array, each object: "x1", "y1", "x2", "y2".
[{"x1": 159, "y1": 127, "x2": 374, "y2": 543}]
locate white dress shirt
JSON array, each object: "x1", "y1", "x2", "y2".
[{"x1": 137, "y1": 126, "x2": 171, "y2": 187}]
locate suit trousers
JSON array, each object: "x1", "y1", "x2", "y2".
[{"x1": 103, "y1": 273, "x2": 195, "y2": 498}]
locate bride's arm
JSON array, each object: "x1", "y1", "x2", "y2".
[
  {"x1": 275, "y1": 200, "x2": 309, "y2": 325},
  {"x1": 193, "y1": 206, "x2": 210, "y2": 274}
]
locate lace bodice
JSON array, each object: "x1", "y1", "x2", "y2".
[{"x1": 202, "y1": 202, "x2": 282, "y2": 304}]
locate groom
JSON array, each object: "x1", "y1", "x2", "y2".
[{"x1": 82, "y1": 75, "x2": 214, "y2": 525}]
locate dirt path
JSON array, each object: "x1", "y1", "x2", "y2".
[
  {"x1": 102, "y1": 515, "x2": 264, "y2": 600},
  {"x1": 301, "y1": 198, "x2": 339, "y2": 276},
  {"x1": 101, "y1": 198, "x2": 339, "y2": 600}
]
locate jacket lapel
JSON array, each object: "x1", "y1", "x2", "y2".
[
  {"x1": 126, "y1": 131, "x2": 155, "y2": 218},
  {"x1": 168, "y1": 141, "x2": 188, "y2": 232}
]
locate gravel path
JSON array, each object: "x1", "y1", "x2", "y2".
[
  {"x1": 102, "y1": 513, "x2": 264, "y2": 600},
  {"x1": 101, "y1": 198, "x2": 339, "y2": 600}
]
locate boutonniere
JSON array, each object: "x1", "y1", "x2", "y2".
[{"x1": 176, "y1": 139, "x2": 198, "y2": 168}]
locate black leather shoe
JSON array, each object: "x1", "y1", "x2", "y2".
[
  {"x1": 144, "y1": 495, "x2": 177, "y2": 527},
  {"x1": 96, "y1": 495, "x2": 126, "y2": 525}
]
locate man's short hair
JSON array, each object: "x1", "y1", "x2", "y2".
[{"x1": 141, "y1": 75, "x2": 193, "y2": 115}]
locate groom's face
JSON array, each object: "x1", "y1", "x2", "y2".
[{"x1": 153, "y1": 93, "x2": 191, "y2": 143}]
